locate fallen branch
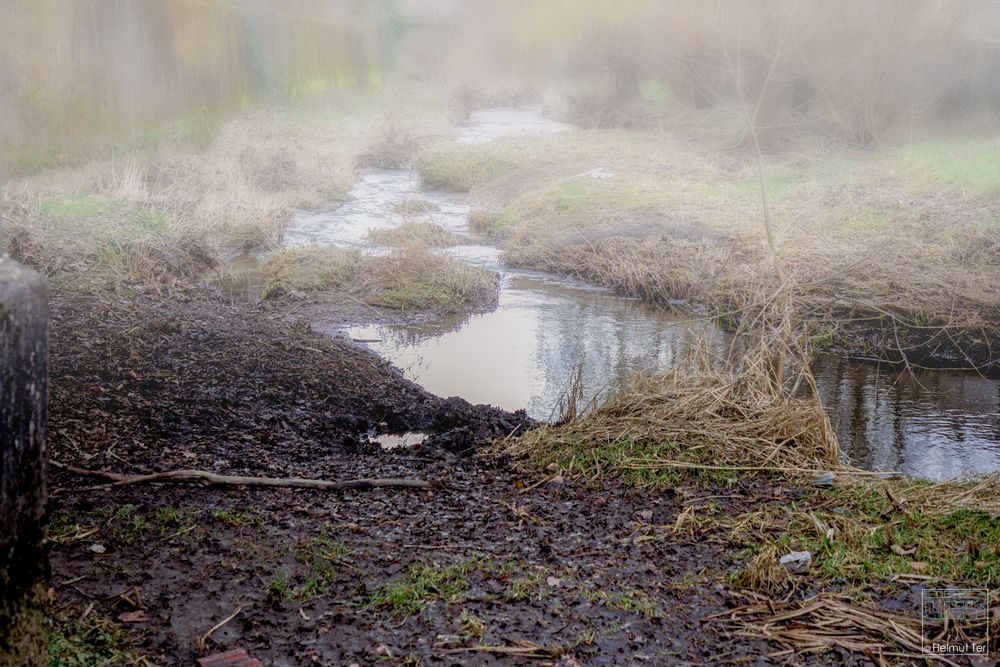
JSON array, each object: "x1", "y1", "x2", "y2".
[{"x1": 50, "y1": 460, "x2": 436, "y2": 491}]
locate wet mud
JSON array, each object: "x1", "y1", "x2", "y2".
[{"x1": 45, "y1": 285, "x2": 768, "y2": 665}]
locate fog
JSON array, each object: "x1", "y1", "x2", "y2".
[
  {"x1": 2, "y1": 2, "x2": 1000, "y2": 663},
  {"x1": 3, "y1": 1, "x2": 1000, "y2": 159}
]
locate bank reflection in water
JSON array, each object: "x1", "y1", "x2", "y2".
[
  {"x1": 347, "y1": 274, "x2": 724, "y2": 421},
  {"x1": 814, "y1": 357, "x2": 1000, "y2": 480}
]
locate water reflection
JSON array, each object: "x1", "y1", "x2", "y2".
[
  {"x1": 813, "y1": 358, "x2": 1000, "y2": 480},
  {"x1": 214, "y1": 253, "x2": 264, "y2": 302},
  {"x1": 346, "y1": 275, "x2": 724, "y2": 420}
]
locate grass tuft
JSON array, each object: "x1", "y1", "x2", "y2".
[
  {"x1": 359, "y1": 562, "x2": 471, "y2": 616},
  {"x1": 367, "y1": 246, "x2": 498, "y2": 313},
  {"x1": 415, "y1": 143, "x2": 518, "y2": 191},
  {"x1": 48, "y1": 605, "x2": 136, "y2": 667},
  {"x1": 368, "y1": 222, "x2": 460, "y2": 247},
  {"x1": 499, "y1": 338, "x2": 838, "y2": 489},
  {"x1": 260, "y1": 246, "x2": 363, "y2": 300}
]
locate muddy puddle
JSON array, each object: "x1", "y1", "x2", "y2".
[{"x1": 281, "y1": 106, "x2": 1000, "y2": 481}]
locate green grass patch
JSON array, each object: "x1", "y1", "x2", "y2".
[
  {"x1": 639, "y1": 79, "x2": 679, "y2": 107},
  {"x1": 112, "y1": 113, "x2": 222, "y2": 154},
  {"x1": 213, "y1": 509, "x2": 258, "y2": 528},
  {"x1": 736, "y1": 155, "x2": 866, "y2": 200},
  {"x1": 265, "y1": 534, "x2": 354, "y2": 604},
  {"x1": 506, "y1": 429, "x2": 738, "y2": 490},
  {"x1": 798, "y1": 493, "x2": 1000, "y2": 587},
  {"x1": 358, "y1": 562, "x2": 471, "y2": 616},
  {"x1": 892, "y1": 137, "x2": 1000, "y2": 195},
  {"x1": 39, "y1": 195, "x2": 119, "y2": 220},
  {"x1": 585, "y1": 588, "x2": 664, "y2": 620},
  {"x1": 48, "y1": 605, "x2": 136, "y2": 666},
  {"x1": 94, "y1": 504, "x2": 200, "y2": 546},
  {"x1": 501, "y1": 177, "x2": 673, "y2": 231},
  {"x1": 38, "y1": 194, "x2": 170, "y2": 235},
  {"x1": 732, "y1": 482, "x2": 1000, "y2": 593}
]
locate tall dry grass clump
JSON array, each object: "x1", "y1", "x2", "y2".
[
  {"x1": 368, "y1": 222, "x2": 460, "y2": 247},
  {"x1": 499, "y1": 328, "x2": 840, "y2": 487},
  {"x1": 368, "y1": 245, "x2": 499, "y2": 314},
  {"x1": 258, "y1": 244, "x2": 499, "y2": 315}
]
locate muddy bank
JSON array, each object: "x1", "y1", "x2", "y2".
[
  {"x1": 48, "y1": 287, "x2": 530, "y2": 474},
  {"x1": 44, "y1": 285, "x2": 776, "y2": 665}
]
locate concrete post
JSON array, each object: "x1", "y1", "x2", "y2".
[{"x1": 0, "y1": 256, "x2": 49, "y2": 667}]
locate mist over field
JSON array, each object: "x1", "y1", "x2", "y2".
[{"x1": 2, "y1": 2, "x2": 1000, "y2": 665}]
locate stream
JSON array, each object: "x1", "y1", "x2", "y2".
[{"x1": 282, "y1": 107, "x2": 1000, "y2": 482}]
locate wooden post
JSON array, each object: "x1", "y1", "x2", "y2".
[{"x1": 0, "y1": 257, "x2": 49, "y2": 667}]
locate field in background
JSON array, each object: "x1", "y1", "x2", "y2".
[{"x1": 0, "y1": 0, "x2": 395, "y2": 177}]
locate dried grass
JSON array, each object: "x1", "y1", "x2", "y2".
[
  {"x1": 1, "y1": 85, "x2": 456, "y2": 290},
  {"x1": 260, "y1": 246, "x2": 363, "y2": 300},
  {"x1": 369, "y1": 222, "x2": 460, "y2": 248},
  {"x1": 368, "y1": 245, "x2": 499, "y2": 314},
  {"x1": 467, "y1": 208, "x2": 501, "y2": 235},
  {"x1": 499, "y1": 322, "x2": 840, "y2": 486},
  {"x1": 714, "y1": 594, "x2": 940, "y2": 660}
]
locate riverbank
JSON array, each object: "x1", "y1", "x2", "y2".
[
  {"x1": 10, "y1": 86, "x2": 1000, "y2": 664},
  {"x1": 44, "y1": 281, "x2": 999, "y2": 664},
  {"x1": 415, "y1": 123, "x2": 1000, "y2": 373}
]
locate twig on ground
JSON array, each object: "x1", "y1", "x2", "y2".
[
  {"x1": 198, "y1": 604, "x2": 245, "y2": 656},
  {"x1": 50, "y1": 460, "x2": 437, "y2": 491}
]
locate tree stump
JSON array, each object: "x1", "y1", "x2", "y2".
[{"x1": 0, "y1": 257, "x2": 49, "y2": 667}]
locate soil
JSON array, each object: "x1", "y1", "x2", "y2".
[
  {"x1": 44, "y1": 276, "x2": 787, "y2": 666},
  {"x1": 43, "y1": 278, "x2": 952, "y2": 666}
]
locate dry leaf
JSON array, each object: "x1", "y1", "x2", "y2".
[{"x1": 117, "y1": 611, "x2": 147, "y2": 623}]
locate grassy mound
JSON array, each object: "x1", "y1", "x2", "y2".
[
  {"x1": 367, "y1": 245, "x2": 498, "y2": 313},
  {"x1": 261, "y1": 244, "x2": 498, "y2": 314},
  {"x1": 260, "y1": 246, "x2": 363, "y2": 300},
  {"x1": 499, "y1": 342, "x2": 838, "y2": 488},
  {"x1": 368, "y1": 222, "x2": 460, "y2": 247}
]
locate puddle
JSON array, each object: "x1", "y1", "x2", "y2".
[
  {"x1": 284, "y1": 106, "x2": 1000, "y2": 481},
  {"x1": 214, "y1": 253, "x2": 265, "y2": 302},
  {"x1": 370, "y1": 432, "x2": 429, "y2": 450}
]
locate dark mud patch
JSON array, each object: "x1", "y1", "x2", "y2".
[
  {"x1": 43, "y1": 285, "x2": 765, "y2": 666},
  {"x1": 47, "y1": 287, "x2": 529, "y2": 477},
  {"x1": 45, "y1": 285, "x2": 926, "y2": 665}
]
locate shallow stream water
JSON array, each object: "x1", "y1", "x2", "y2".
[{"x1": 283, "y1": 107, "x2": 1000, "y2": 481}]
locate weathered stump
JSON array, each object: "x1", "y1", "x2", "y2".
[{"x1": 0, "y1": 257, "x2": 49, "y2": 667}]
